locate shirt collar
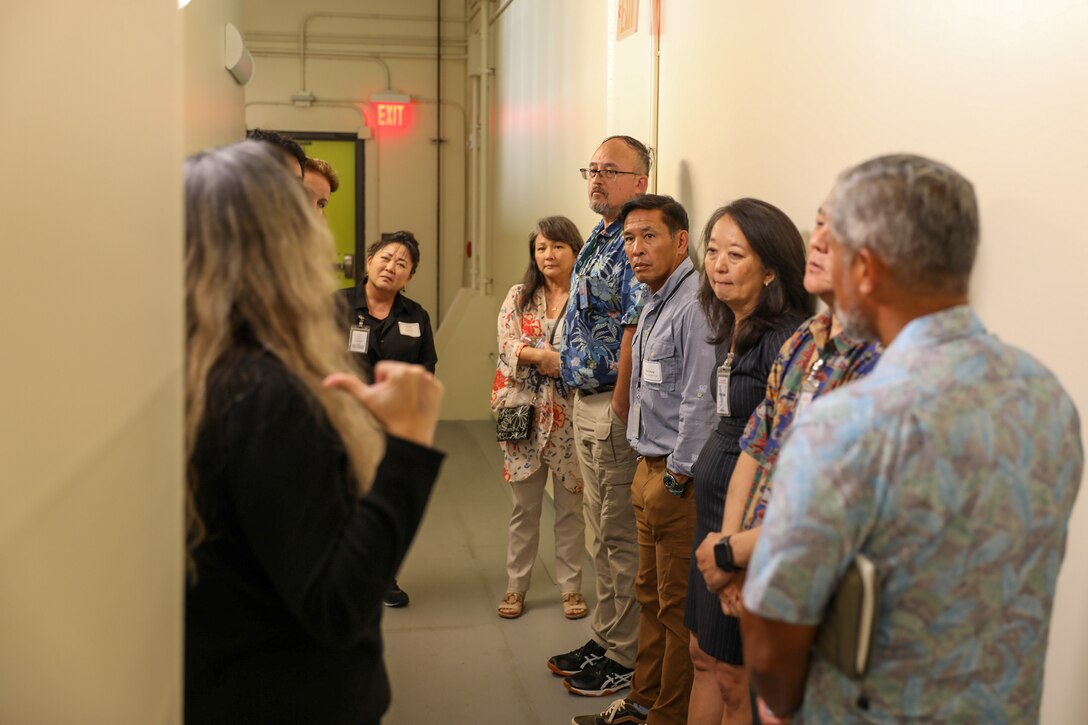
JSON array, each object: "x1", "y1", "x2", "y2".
[
  {"x1": 355, "y1": 279, "x2": 407, "y2": 314},
  {"x1": 593, "y1": 217, "x2": 621, "y2": 238},
  {"x1": 881, "y1": 305, "x2": 983, "y2": 362},
  {"x1": 809, "y1": 309, "x2": 834, "y2": 350},
  {"x1": 649, "y1": 257, "x2": 695, "y2": 302}
]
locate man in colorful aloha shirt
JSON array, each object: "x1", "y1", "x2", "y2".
[
  {"x1": 741, "y1": 154, "x2": 1083, "y2": 723},
  {"x1": 547, "y1": 136, "x2": 650, "y2": 699}
]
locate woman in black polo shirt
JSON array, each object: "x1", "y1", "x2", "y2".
[
  {"x1": 342, "y1": 231, "x2": 438, "y2": 374},
  {"x1": 341, "y1": 231, "x2": 438, "y2": 607}
]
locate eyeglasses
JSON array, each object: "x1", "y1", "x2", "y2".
[{"x1": 579, "y1": 167, "x2": 642, "y2": 181}]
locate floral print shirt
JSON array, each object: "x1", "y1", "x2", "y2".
[
  {"x1": 744, "y1": 306, "x2": 1084, "y2": 723},
  {"x1": 492, "y1": 284, "x2": 583, "y2": 492},
  {"x1": 559, "y1": 218, "x2": 647, "y2": 390},
  {"x1": 739, "y1": 309, "x2": 882, "y2": 529}
]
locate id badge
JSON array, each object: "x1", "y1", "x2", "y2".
[
  {"x1": 630, "y1": 389, "x2": 641, "y2": 437},
  {"x1": 716, "y1": 371, "x2": 731, "y2": 416},
  {"x1": 577, "y1": 277, "x2": 589, "y2": 310},
  {"x1": 795, "y1": 390, "x2": 815, "y2": 417},
  {"x1": 349, "y1": 324, "x2": 370, "y2": 354},
  {"x1": 794, "y1": 357, "x2": 823, "y2": 420},
  {"x1": 716, "y1": 352, "x2": 734, "y2": 417},
  {"x1": 642, "y1": 359, "x2": 663, "y2": 385}
]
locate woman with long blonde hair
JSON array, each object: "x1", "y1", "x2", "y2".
[{"x1": 184, "y1": 141, "x2": 443, "y2": 725}]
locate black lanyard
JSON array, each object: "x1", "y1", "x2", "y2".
[
  {"x1": 547, "y1": 299, "x2": 568, "y2": 347},
  {"x1": 637, "y1": 268, "x2": 695, "y2": 364}
]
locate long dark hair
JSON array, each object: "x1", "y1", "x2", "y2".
[
  {"x1": 517, "y1": 216, "x2": 584, "y2": 312},
  {"x1": 698, "y1": 198, "x2": 813, "y2": 354}
]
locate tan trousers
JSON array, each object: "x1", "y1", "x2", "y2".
[
  {"x1": 505, "y1": 463, "x2": 586, "y2": 593},
  {"x1": 629, "y1": 456, "x2": 697, "y2": 723},
  {"x1": 572, "y1": 390, "x2": 640, "y2": 669}
]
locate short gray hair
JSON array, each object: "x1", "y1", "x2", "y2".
[{"x1": 827, "y1": 154, "x2": 979, "y2": 295}]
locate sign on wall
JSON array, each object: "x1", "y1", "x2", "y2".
[{"x1": 617, "y1": 0, "x2": 639, "y2": 40}]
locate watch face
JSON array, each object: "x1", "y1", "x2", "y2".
[
  {"x1": 715, "y1": 537, "x2": 737, "y2": 572},
  {"x1": 663, "y1": 471, "x2": 685, "y2": 497}
]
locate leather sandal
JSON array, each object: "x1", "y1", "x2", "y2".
[
  {"x1": 498, "y1": 591, "x2": 525, "y2": 619},
  {"x1": 562, "y1": 592, "x2": 588, "y2": 620}
]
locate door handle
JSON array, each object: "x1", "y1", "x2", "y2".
[{"x1": 335, "y1": 254, "x2": 354, "y2": 280}]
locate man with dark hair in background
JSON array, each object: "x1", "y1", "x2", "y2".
[
  {"x1": 246, "y1": 128, "x2": 306, "y2": 178},
  {"x1": 573, "y1": 194, "x2": 716, "y2": 724},
  {"x1": 548, "y1": 136, "x2": 651, "y2": 699}
]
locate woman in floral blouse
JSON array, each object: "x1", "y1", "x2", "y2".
[{"x1": 491, "y1": 216, "x2": 587, "y2": 620}]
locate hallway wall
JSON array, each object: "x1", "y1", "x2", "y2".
[
  {"x1": 488, "y1": 1, "x2": 1088, "y2": 721},
  {"x1": 0, "y1": 1, "x2": 243, "y2": 721}
]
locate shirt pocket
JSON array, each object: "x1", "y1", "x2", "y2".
[{"x1": 642, "y1": 338, "x2": 678, "y2": 393}]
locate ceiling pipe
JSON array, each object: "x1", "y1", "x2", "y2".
[{"x1": 299, "y1": 12, "x2": 468, "y2": 92}]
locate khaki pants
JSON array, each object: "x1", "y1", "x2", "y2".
[
  {"x1": 505, "y1": 463, "x2": 585, "y2": 594},
  {"x1": 629, "y1": 456, "x2": 697, "y2": 723},
  {"x1": 572, "y1": 390, "x2": 640, "y2": 668}
]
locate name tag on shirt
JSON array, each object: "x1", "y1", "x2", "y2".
[
  {"x1": 795, "y1": 390, "x2": 815, "y2": 419},
  {"x1": 642, "y1": 359, "x2": 663, "y2": 384},
  {"x1": 349, "y1": 325, "x2": 370, "y2": 354},
  {"x1": 398, "y1": 321, "x2": 421, "y2": 337}
]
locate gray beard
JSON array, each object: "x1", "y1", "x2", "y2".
[
  {"x1": 838, "y1": 302, "x2": 878, "y2": 342},
  {"x1": 590, "y1": 198, "x2": 612, "y2": 217}
]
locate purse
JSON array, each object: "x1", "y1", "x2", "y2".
[
  {"x1": 496, "y1": 404, "x2": 535, "y2": 441},
  {"x1": 494, "y1": 300, "x2": 566, "y2": 443}
]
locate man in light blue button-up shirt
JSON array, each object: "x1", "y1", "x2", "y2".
[
  {"x1": 741, "y1": 155, "x2": 1083, "y2": 724},
  {"x1": 574, "y1": 194, "x2": 717, "y2": 725}
]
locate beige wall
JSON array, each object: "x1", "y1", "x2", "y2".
[
  {"x1": 184, "y1": 0, "x2": 247, "y2": 153},
  {"x1": 1, "y1": 1, "x2": 181, "y2": 722},
  {"x1": 490, "y1": 0, "x2": 1088, "y2": 720},
  {"x1": 240, "y1": 0, "x2": 468, "y2": 324}
]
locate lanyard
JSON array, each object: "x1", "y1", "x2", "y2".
[
  {"x1": 547, "y1": 299, "x2": 568, "y2": 347},
  {"x1": 637, "y1": 268, "x2": 695, "y2": 365}
]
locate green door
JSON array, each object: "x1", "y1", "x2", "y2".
[{"x1": 295, "y1": 135, "x2": 364, "y2": 290}]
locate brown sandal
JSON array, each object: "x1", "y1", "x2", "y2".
[
  {"x1": 498, "y1": 592, "x2": 525, "y2": 619},
  {"x1": 562, "y1": 592, "x2": 588, "y2": 620}
]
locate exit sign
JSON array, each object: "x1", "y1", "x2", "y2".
[{"x1": 376, "y1": 103, "x2": 407, "y2": 127}]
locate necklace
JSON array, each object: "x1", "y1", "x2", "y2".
[{"x1": 545, "y1": 288, "x2": 568, "y2": 316}]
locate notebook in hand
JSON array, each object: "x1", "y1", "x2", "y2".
[{"x1": 815, "y1": 553, "x2": 878, "y2": 680}]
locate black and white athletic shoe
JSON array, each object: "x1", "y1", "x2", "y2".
[
  {"x1": 563, "y1": 657, "x2": 634, "y2": 697},
  {"x1": 571, "y1": 697, "x2": 648, "y2": 724},
  {"x1": 547, "y1": 639, "x2": 606, "y2": 677}
]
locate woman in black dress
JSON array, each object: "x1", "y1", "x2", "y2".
[{"x1": 685, "y1": 199, "x2": 812, "y2": 724}]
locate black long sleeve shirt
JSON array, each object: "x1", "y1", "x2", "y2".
[{"x1": 185, "y1": 347, "x2": 444, "y2": 724}]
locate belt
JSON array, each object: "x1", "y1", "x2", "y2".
[
  {"x1": 641, "y1": 454, "x2": 667, "y2": 464},
  {"x1": 576, "y1": 385, "x2": 615, "y2": 398}
]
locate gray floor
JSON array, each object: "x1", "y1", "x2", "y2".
[{"x1": 382, "y1": 420, "x2": 608, "y2": 725}]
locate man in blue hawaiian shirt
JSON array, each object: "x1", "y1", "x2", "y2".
[
  {"x1": 741, "y1": 154, "x2": 1083, "y2": 723},
  {"x1": 547, "y1": 136, "x2": 650, "y2": 700}
]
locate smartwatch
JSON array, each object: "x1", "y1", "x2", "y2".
[{"x1": 713, "y1": 535, "x2": 741, "y2": 573}]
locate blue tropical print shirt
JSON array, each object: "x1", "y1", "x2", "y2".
[
  {"x1": 559, "y1": 218, "x2": 647, "y2": 391},
  {"x1": 744, "y1": 306, "x2": 1083, "y2": 723}
]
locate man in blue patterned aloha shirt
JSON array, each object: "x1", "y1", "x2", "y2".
[
  {"x1": 740, "y1": 154, "x2": 1084, "y2": 723},
  {"x1": 547, "y1": 136, "x2": 650, "y2": 700}
]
